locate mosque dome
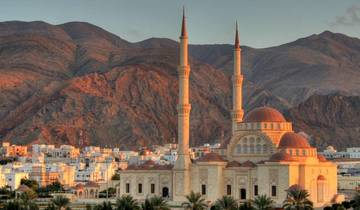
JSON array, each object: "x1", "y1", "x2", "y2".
[
  {"x1": 278, "y1": 132, "x2": 311, "y2": 149},
  {"x1": 244, "y1": 107, "x2": 286, "y2": 123}
]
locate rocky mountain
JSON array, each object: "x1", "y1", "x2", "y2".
[
  {"x1": 0, "y1": 21, "x2": 359, "y2": 149},
  {"x1": 190, "y1": 31, "x2": 360, "y2": 106},
  {"x1": 286, "y1": 94, "x2": 360, "y2": 149}
]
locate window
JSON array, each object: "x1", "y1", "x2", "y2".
[
  {"x1": 138, "y1": 183, "x2": 143, "y2": 193},
  {"x1": 256, "y1": 144, "x2": 261, "y2": 153},
  {"x1": 271, "y1": 185, "x2": 277, "y2": 197},
  {"x1": 201, "y1": 184, "x2": 206, "y2": 195},
  {"x1": 227, "y1": 185, "x2": 231, "y2": 195},
  {"x1": 151, "y1": 184, "x2": 155, "y2": 194},
  {"x1": 240, "y1": 188, "x2": 246, "y2": 200},
  {"x1": 254, "y1": 185, "x2": 258, "y2": 196},
  {"x1": 236, "y1": 144, "x2": 242, "y2": 154},
  {"x1": 126, "y1": 183, "x2": 130, "y2": 193}
]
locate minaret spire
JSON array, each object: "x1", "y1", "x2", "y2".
[
  {"x1": 181, "y1": 7, "x2": 187, "y2": 37},
  {"x1": 235, "y1": 21, "x2": 239, "y2": 48},
  {"x1": 173, "y1": 8, "x2": 191, "y2": 201},
  {"x1": 231, "y1": 21, "x2": 244, "y2": 133}
]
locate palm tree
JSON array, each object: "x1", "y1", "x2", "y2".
[
  {"x1": 352, "y1": 192, "x2": 360, "y2": 209},
  {"x1": 282, "y1": 187, "x2": 313, "y2": 210},
  {"x1": 213, "y1": 196, "x2": 238, "y2": 210},
  {"x1": 94, "y1": 201, "x2": 113, "y2": 210},
  {"x1": 2, "y1": 200, "x2": 22, "y2": 210},
  {"x1": 51, "y1": 195, "x2": 70, "y2": 210},
  {"x1": 239, "y1": 201, "x2": 255, "y2": 210},
  {"x1": 116, "y1": 194, "x2": 140, "y2": 210},
  {"x1": 182, "y1": 191, "x2": 208, "y2": 210},
  {"x1": 141, "y1": 196, "x2": 170, "y2": 210},
  {"x1": 253, "y1": 195, "x2": 274, "y2": 210},
  {"x1": 45, "y1": 203, "x2": 57, "y2": 210},
  {"x1": 18, "y1": 193, "x2": 39, "y2": 210}
]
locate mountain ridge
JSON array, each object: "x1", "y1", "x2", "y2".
[{"x1": 0, "y1": 21, "x2": 359, "y2": 149}]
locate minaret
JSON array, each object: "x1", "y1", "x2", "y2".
[
  {"x1": 231, "y1": 22, "x2": 244, "y2": 133},
  {"x1": 173, "y1": 8, "x2": 191, "y2": 201}
]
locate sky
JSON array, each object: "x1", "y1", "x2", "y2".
[{"x1": 1, "y1": 0, "x2": 360, "y2": 48}]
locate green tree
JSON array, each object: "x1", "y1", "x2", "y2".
[
  {"x1": 352, "y1": 193, "x2": 360, "y2": 209},
  {"x1": 141, "y1": 196, "x2": 170, "y2": 210},
  {"x1": 182, "y1": 191, "x2": 208, "y2": 210},
  {"x1": 2, "y1": 194, "x2": 39, "y2": 210},
  {"x1": 116, "y1": 194, "x2": 140, "y2": 210},
  {"x1": 51, "y1": 195, "x2": 70, "y2": 210},
  {"x1": 239, "y1": 201, "x2": 255, "y2": 210},
  {"x1": 20, "y1": 179, "x2": 39, "y2": 192},
  {"x1": 94, "y1": 201, "x2": 113, "y2": 210},
  {"x1": 2, "y1": 200, "x2": 22, "y2": 210},
  {"x1": 341, "y1": 201, "x2": 351, "y2": 209},
  {"x1": 282, "y1": 187, "x2": 313, "y2": 210},
  {"x1": 253, "y1": 195, "x2": 274, "y2": 210},
  {"x1": 213, "y1": 196, "x2": 238, "y2": 210},
  {"x1": 111, "y1": 174, "x2": 120, "y2": 180},
  {"x1": 45, "y1": 203, "x2": 57, "y2": 210}
]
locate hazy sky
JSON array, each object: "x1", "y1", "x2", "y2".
[{"x1": 1, "y1": 0, "x2": 360, "y2": 48}]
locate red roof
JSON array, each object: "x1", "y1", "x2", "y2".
[
  {"x1": 197, "y1": 152, "x2": 226, "y2": 162},
  {"x1": 73, "y1": 183, "x2": 84, "y2": 190},
  {"x1": 85, "y1": 181, "x2": 99, "y2": 188},
  {"x1": 268, "y1": 152, "x2": 296, "y2": 162},
  {"x1": 244, "y1": 107, "x2": 286, "y2": 123},
  {"x1": 226, "y1": 161, "x2": 242, "y2": 168},
  {"x1": 278, "y1": 132, "x2": 311, "y2": 148}
]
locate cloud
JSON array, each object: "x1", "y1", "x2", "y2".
[{"x1": 329, "y1": 4, "x2": 360, "y2": 27}]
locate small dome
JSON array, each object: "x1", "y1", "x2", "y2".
[
  {"x1": 197, "y1": 152, "x2": 226, "y2": 162},
  {"x1": 244, "y1": 107, "x2": 286, "y2": 123},
  {"x1": 278, "y1": 132, "x2": 311, "y2": 148},
  {"x1": 269, "y1": 152, "x2": 296, "y2": 162}
]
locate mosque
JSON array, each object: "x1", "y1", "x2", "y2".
[{"x1": 116, "y1": 11, "x2": 342, "y2": 207}]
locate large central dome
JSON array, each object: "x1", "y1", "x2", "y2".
[{"x1": 244, "y1": 106, "x2": 286, "y2": 122}]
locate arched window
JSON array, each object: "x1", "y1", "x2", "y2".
[
  {"x1": 236, "y1": 144, "x2": 242, "y2": 154},
  {"x1": 256, "y1": 138, "x2": 261, "y2": 143},
  {"x1": 262, "y1": 144, "x2": 268, "y2": 153},
  {"x1": 256, "y1": 144, "x2": 261, "y2": 153},
  {"x1": 317, "y1": 175, "x2": 326, "y2": 203},
  {"x1": 240, "y1": 188, "x2": 246, "y2": 200},
  {"x1": 250, "y1": 137, "x2": 255, "y2": 144},
  {"x1": 250, "y1": 144, "x2": 255, "y2": 153},
  {"x1": 162, "y1": 187, "x2": 169, "y2": 198},
  {"x1": 243, "y1": 145, "x2": 248, "y2": 153}
]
